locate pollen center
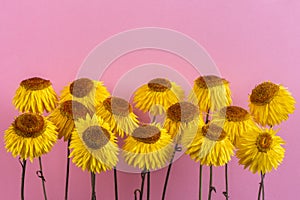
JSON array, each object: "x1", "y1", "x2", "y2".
[
  {"x1": 60, "y1": 100, "x2": 91, "y2": 120},
  {"x1": 103, "y1": 97, "x2": 131, "y2": 116},
  {"x1": 82, "y1": 126, "x2": 110, "y2": 149},
  {"x1": 250, "y1": 82, "x2": 279, "y2": 105},
  {"x1": 167, "y1": 102, "x2": 199, "y2": 123},
  {"x1": 202, "y1": 124, "x2": 227, "y2": 141},
  {"x1": 195, "y1": 75, "x2": 228, "y2": 89},
  {"x1": 20, "y1": 77, "x2": 51, "y2": 91},
  {"x1": 70, "y1": 78, "x2": 94, "y2": 98},
  {"x1": 256, "y1": 133, "x2": 273, "y2": 152},
  {"x1": 221, "y1": 106, "x2": 249, "y2": 122},
  {"x1": 148, "y1": 78, "x2": 171, "y2": 92},
  {"x1": 14, "y1": 113, "x2": 45, "y2": 138},
  {"x1": 132, "y1": 125, "x2": 161, "y2": 144}
]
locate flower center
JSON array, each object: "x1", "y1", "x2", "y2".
[
  {"x1": 82, "y1": 126, "x2": 110, "y2": 149},
  {"x1": 256, "y1": 133, "x2": 273, "y2": 152},
  {"x1": 69, "y1": 78, "x2": 94, "y2": 98},
  {"x1": 14, "y1": 113, "x2": 45, "y2": 138},
  {"x1": 132, "y1": 125, "x2": 161, "y2": 144},
  {"x1": 148, "y1": 78, "x2": 171, "y2": 92},
  {"x1": 195, "y1": 75, "x2": 228, "y2": 89},
  {"x1": 250, "y1": 82, "x2": 279, "y2": 105},
  {"x1": 221, "y1": 106, "x2": 249, "y2": 122},
  {"x1": 103, "y1": 97, "x2": 131, "y2": 116},
  {"x1": 202, "y1": 123, "x2": 227, "y2": 141},
  {"x1": 20, "y1": 77, "x2": 51, "y2": 91},
  {"x1": 167, "y1": 102, "x2": 199, "y2": 123},
  {"x1": 60, "y1": 100, "x2": 92, "y2": 120}
]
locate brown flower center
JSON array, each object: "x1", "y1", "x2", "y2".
[
  {"x1": 202, "y1": 123, "x2": 227, "y2": 141},
  {"x1": 195, "y1": 75, "x2": 228, "y2": 89},
  {"x1": 256, "y1": 133, "x2": 273, "y2": 152},
  {"x1": 132, "y1": 125, "x2": 161, "y2": 144},
  {"x1": 167, "y1": 102, "x2": 199, "y2": 123},
  {"x1": 20, "y1": 77, "x2": 51, "y2": 91},
  {"x1": 103, "y1": 97, "x2": 131, "y2": 116},
  {"x1": 14, "y1": 113, "x2": 45, "y2": 138},
  {"x1": 220, "y1": 106, "x2": 249, "y2": 122},
  {"x1": 82, "y1": 126, "x2": 111, "y2": 149},
  {"x1": 148, "y1": 78, "x2": 171, "y2": 92},
  {"x1": 250, "y1": 82, "x2": 279, "y2": 105},
  {"x1": 69, "y1": 78, "x2": 94, "y2": 98},
  {"x1": 60, "y1": 100, "x2": 92, "y2": 120}
]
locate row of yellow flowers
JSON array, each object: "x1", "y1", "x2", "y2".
[{"x1": 4, "y1": 75, "x2": 295, "y2": 199}]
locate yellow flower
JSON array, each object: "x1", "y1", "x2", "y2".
[
  {"x1": 60, "y1": 78, "x2": 110, "y2": 111},
  {"x1": 249, "y1": 81, "x2": 296, "y2": 126},
  {"x1": 48, "y1": 100, "x2": 92, "y2": 141},
  {"x1": 13, "y1": 77, "x2": 58, "y2": 113},
  {"x1": 123, "y1": 124, "x2": 173, "y2": 170},
  {"x1": 184, "y1": 123, "x2": 234, "y2": 166},
  {"x1": 69, "y1": 114, "x2": 119, "y2": 173},
  {"x1": 133, "y1": 78, "x2": 184, "y2": 115},
  {"x1": 164, "y1": 101, "x2": 203, "y2": 143},
  {"x1": 236, "y1": 127, "x2": 285, "y2": 174},
  {"x1": 96, "y1": 97, "x2": 139, "y2": 137},
  {"x1": 4, "y1": 113, "x2": 58, "y2": 161},
  {"x1": 189, "y1": 75, "x2": 232, "y2": 112},
  {"x1": 213, "y1": 106, "x2": 257, "y2": 146}
]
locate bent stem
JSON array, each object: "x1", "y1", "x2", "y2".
[
  {"x1": 223, "y1": 164, "x2": 229, "y2": 200},
  {"x1": 20, "y1": 159, "x2": 27, "y2": 200},
  {"x1": 208, "y1": 165, "x2": 216, "y2": 200},
  {"x1": 37, "y1": 157, "x2": 47, "y2": 200},
  {"x1": 258, "y1": 172, "x2": 265, "y2": 200},
  {"x1": 65, "y1": 139, "x2": 71, "y2": 200},
  {"x1": 91, "y1": 172, "x2": 96, "y2": 200}
]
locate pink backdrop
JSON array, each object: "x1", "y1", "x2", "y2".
[{"x1": 1, "y1": 0, "x2": 299, "y2": 199}]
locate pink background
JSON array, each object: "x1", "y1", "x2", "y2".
[{"x1": 1, "y1": 0, "x2": 299, "y2": 199}]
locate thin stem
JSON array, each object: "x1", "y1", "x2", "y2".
[
  {"x1": 21, "y1": 159, "x2": 27, "y2": 200},
  {"x1": 199, "y1": 164, "x2": 202, "y2": 200},
  {"x1": 65, "y1": 139, "x2": 71, "y2": 200},
  {"x1": 147, "y1": 171, "x2": 150, "y2": 200},
  {"x1": 114, "y1": 167, "x2": 118, "y2": 200},
  {"x1": 258, "y1": 172, "x2": 265, "y2": 200},
  {"x1": 91, "y1": 172, "x2": 96, "y2": 200},
  {"x1": 208, "y1": 165, "x2": 216, "y2": 200},
  {"x1": 140, "y1": 171, "x2": 146, "y2": 200},
  {"x1": 223, "y1": 164, "x2": 229, "y2": 200},
  {"x1": 38, "y1": 157, "x2": 47, "y2": 200},
  {"x1": 162, "y1": 143, "x2": 179, "y2": 200}
]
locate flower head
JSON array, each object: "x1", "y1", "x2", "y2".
[
  {"x1": 69, "y1": 114, "x2": 119, "y2": 173},
  {"x1": 13, "y1": 77, "x2": 58, "y2": 113},
  {"x1": 48, "y1": 100, "x2": 92, "y2": 141},
  {"x1": 60, "y1": 78, "x2": 110, "y2": 111},
  {"x1": 96, "y1": 97, "x2": 139, "y2": 137},
  {"x1": 189, "y1": 75, "x2": 232, "y2": 112},
  {"x1": 184, "y1": 123, "x2": 234, "y2": 166},
  {"x1": 4, "y1": 113, "x2": 58, "y2": 161},
  {"x1": 164, "y1": 101, "x2": 203, "y2": 143},
  {"x1": 133, "y1": 78, "x2": 184, "y2": 115},
  {"x1": 213, "y1": 106, "x2": 257, "y2": 146},
  {"x1": 123, "y1": 124, "x2": 173, "y2": 170},
  {"x1": 249, "y1": 81, "x2": 295, "y2": 126},
  {"x1": 236, "y1": 127, "x2": 285, "y2": 174}
]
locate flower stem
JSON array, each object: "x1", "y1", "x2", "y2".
[
  {"x1": 38, "y1": 157, "x2": 47, "y2": 200},
  {"x1": 258, "y1": 172, "x2": 265, "y2": 200},
  {"x1": 21, "y1": 159, "x2": 27, "y2": 200},
  {"x1": 161, "y1": 143, "x2": 180, "y2": 200},
  {"x1": 199, "y1": 164, "x2": 202, "y2": 200},
  {"x1": 91, "y1": 172, "x2": 96, "y2": 200},
  {"x1": 114, "y1": 167, "x2": 118, "y2": 200},
  {"x1": 140, "y1": 170, "x2": 146, "y2": 200},
  {"x1": 223, "y1": 164, "x2": 229, "y2": 200},
  {"x1": 147, "y1": 171, "x2": 150, "y2": 200},
  {"x1": 208, "y1": 165, "x2": 216, "y2": 200},
  {"x1": 65, "y1": 139, "x2": 71, "y2": 200}
]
